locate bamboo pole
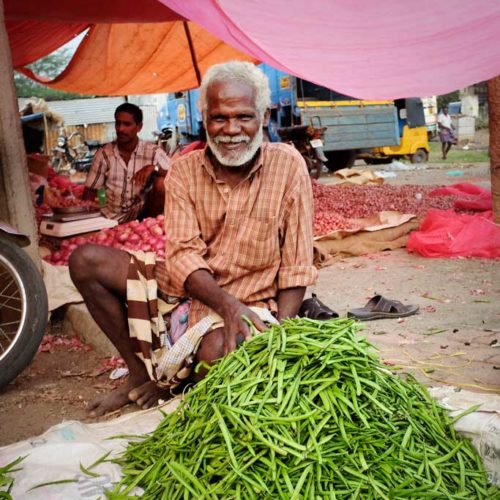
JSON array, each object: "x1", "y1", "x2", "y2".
[
  {"x1": 488, "y1": 76, "x2": 500, "y2": 223},
  {"x1": 0, "y1": 0, "x2": 41, "y2": 267}
]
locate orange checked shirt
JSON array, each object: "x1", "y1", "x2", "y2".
[{"x1": 155, "y1": 142, "x2": 318, "y2": 326}]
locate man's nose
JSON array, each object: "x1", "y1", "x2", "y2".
[{"x1": 223, "y1": 118, "x2": 241, "y2": 135}]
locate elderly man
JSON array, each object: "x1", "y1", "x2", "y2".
[
  {"x1": 69, "y1": 62, "x2": 317, "y2": 416},
  {"x1": 83, "y1": 103, "x2": 171, "y2": 222}
]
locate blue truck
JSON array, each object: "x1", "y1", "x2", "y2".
[{"x1": 157, "y1": 64, "x2": 400, "y2": 170}]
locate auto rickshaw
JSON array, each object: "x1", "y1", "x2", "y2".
[{"x1": 359, "y1": 98, "x2": 430, "y2": 164}]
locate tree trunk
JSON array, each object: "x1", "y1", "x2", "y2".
[
  {"x1": 488, "y1": 76, "x2": 500, "y2": 224},
  {"x1": 0, "y1": 0, "x2": 41, "y2": 267}
]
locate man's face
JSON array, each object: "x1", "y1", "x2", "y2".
[
  {"x1": 443, "y1": 107, "x2": 449, "y2": 115},
  {"x1": 205, "y1": 80, "x2": 268, "y2": 167},
  {"x1": 115, "y1": 111, "x2": 142, "y2": 145}
]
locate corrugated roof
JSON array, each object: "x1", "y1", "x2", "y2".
[{"x1": 42, "y1": 97, "x2": 126, "y2": 126}]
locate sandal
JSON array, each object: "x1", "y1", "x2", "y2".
[
  {"x1": 299, "y1": 293, "x2": 339, "y2": 320},
  {"x1": 347, "y1": 294, "x2": 419, "y2": 321}
]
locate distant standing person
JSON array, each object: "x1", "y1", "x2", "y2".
[
  {"x1": 83, "y1": 103, "x2": 171, "y2": 222},
  {"x1": 437, "y1": 106, "x2": 456, "y2": 160}
]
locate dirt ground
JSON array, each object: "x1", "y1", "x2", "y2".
[{"x1": 0, "y1": 158, "x2": 498, "y2": 448}]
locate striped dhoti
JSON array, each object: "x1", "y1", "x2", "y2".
[{"x1": 126, "y1": 252, "x2": 277, "y2": 390}]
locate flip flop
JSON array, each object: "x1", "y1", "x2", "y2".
[
  {"x1": 299, "y1": 293, "x2": 339, "y2": 320},
  {"x1": 347, "y1": 294, "x2": 419, "y2": 321}
]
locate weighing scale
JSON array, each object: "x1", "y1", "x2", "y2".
[{"x1": 40, "y1": 206, "x2": 118, "y2": 237}]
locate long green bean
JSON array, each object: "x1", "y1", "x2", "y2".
[{"x1": 108, "y1": 318, "x2": 500, "y2": 499}]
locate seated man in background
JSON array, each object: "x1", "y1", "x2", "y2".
[
  {"x1": 83, "y1": 103, "x2": 171, "y2": 222},
  {"x1": 69, "y1": 61, "x2": 317, "y2": 417}
]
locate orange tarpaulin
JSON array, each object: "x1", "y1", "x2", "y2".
[
  {"x1": 7, "y1": 21, "x2": 89, "y2": 68},
  {"x1": 16, "y1": 22, "x2": 257, "y2": 95},
  {"x1": 5, "y1": 0, "x2": 183, "y2": 68},
  {"x1": 6, "y1": 0, "x2": 255, "y2": 95}
]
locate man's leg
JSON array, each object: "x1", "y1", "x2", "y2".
[
  {"x1": 441, "y1": 141, "x2": 446, "y2": 159},
  {"x1": 445, "y1": 142, "x2": 452, "y2": 158},
  {"x1": 192, "y1": 327, "x2": 247, "y2": 382},
  {"x1": 192, "y1": 327, "x2": 225, "y2": 382},
  {"x1": 69, "y1": 244, "x2": 167, "y2": 415}
]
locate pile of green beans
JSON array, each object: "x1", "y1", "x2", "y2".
[{"x1": 110, "y1": 318, "x2": 499, "y2": 499}]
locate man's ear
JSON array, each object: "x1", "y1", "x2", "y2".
[
  {"x1": 262, "y1": 109, "x2": 271, "y2": 127},
  {"x1": 138, "y1": 122, "x2": 143, "y2": 133}
]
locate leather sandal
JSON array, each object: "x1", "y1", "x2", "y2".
[
  {"x1": 299, "y1": 293, "x2": 339, "y2": 320},
  {"x1": 347, "y1": 294, "x2": 419, "y2": 321}
]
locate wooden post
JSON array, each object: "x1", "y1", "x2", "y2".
[
  {"x1": 0, "y1": 0, "x2": 41, "y2": 267},
  {"x1": 488, "y1": 76, "x2": 500, "y2": 223}
]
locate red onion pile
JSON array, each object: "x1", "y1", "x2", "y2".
[
  {"x1": 312, "y1": 181, "x2": 456, "y2": 236},
  {"x1": 44, "y1": 215, "x2": 167, "y2": 266}
]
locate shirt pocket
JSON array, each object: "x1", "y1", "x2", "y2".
[{"x1": 233, "y1": 216, "x2": 280, "y2": 270}]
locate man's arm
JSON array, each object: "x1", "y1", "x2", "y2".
[
  {"x1": 276, "y1": 155, "x2": 318, "y2": 319},
  {"x1": 132, "y1": 147, "x2": 171, "y2": 189},
  {"x1": 82, "y1": 187, "x2": 97, "y2": 201},
  {"x1": 132, "y1": 164, "x2": 167, "y2": 189},
  {"x1": 276, "y1": 287, "x2": 306, "y2": 322},
  {"x1": 185, "y1": 270, "x2": 266, "y2": 354},
  {"x1": 84, "y1": 148, "x2": 107, "y2": 197}
]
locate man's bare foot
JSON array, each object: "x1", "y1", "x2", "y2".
[
  {"x1": 128, "y1": 381, "x2": 172, "y2": 410},
  {"x1": 88, "y1": 376, "x2": 148, "y2": 417}
]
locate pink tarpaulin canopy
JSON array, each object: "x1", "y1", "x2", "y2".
[
  {"x1": 5, "y1": 0, "x2": 500, "y2": 98},
  {"x1": 161, "y1": 0, "x2": 500, "y2": 99}
]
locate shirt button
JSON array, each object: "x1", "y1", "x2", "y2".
[{"x1": 223, "y1": 187, "x2": 230, "y2": 194}]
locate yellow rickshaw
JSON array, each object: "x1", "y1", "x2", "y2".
[{"x1": 360, "y1": 98, "x2": 430, "y2": 164}]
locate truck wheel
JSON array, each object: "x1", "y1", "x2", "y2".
[
  {"x1": 410, "y1": 149, "x2": 428, "y2": 164},
  {"x1": 325, "y1": 150, "x2": 357, "y2": 172}
]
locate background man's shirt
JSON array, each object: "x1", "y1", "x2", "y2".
[
  {"x1": 438, "y1": 113, "x2": 452, "y2": 130},
  {"x1": 86, "y1": 140, "x2": 170, "y2": 222}
]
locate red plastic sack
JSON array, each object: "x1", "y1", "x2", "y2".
[
  {"x1": 429, "y1": 183, "x2": 492, "y2": 212},
  {"x1": 407, "y1": 209, "x2": 500, "y2": 258}
]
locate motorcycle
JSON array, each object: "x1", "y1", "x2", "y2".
[
  {"x1": 154, "y1": 126, "x2": 180, "y2": 156},
  {"x1": 0, "y1": 222, "x2": 48, "y2": 389},
  {"x1": 277, "y1": 125, "x2": 328, "y2": 179},
  {"x1": 51, "y1": 126, "x2": 101, "y2": 175}
]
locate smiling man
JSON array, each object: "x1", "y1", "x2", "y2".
[
  {"x1": 69, "y1": 62, "x2": 317, "y2": 417},
  {"x1": 83, "y1": 103, "x2": 171, "y2": 222}
]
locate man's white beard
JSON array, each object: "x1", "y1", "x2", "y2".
[{"x1": 207, "y1": 127, "x2": 263, "y2": 167}]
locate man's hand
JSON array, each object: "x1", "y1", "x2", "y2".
[
  {"x1": 132, "y1": 164, "x2": 156, "y2": 189},
  {"x1": 184, "y1": 270, "x2": 267, "y2": 355},
  {"x1": 220, "y1": 298, "x2": 267, "y2": 354}
]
